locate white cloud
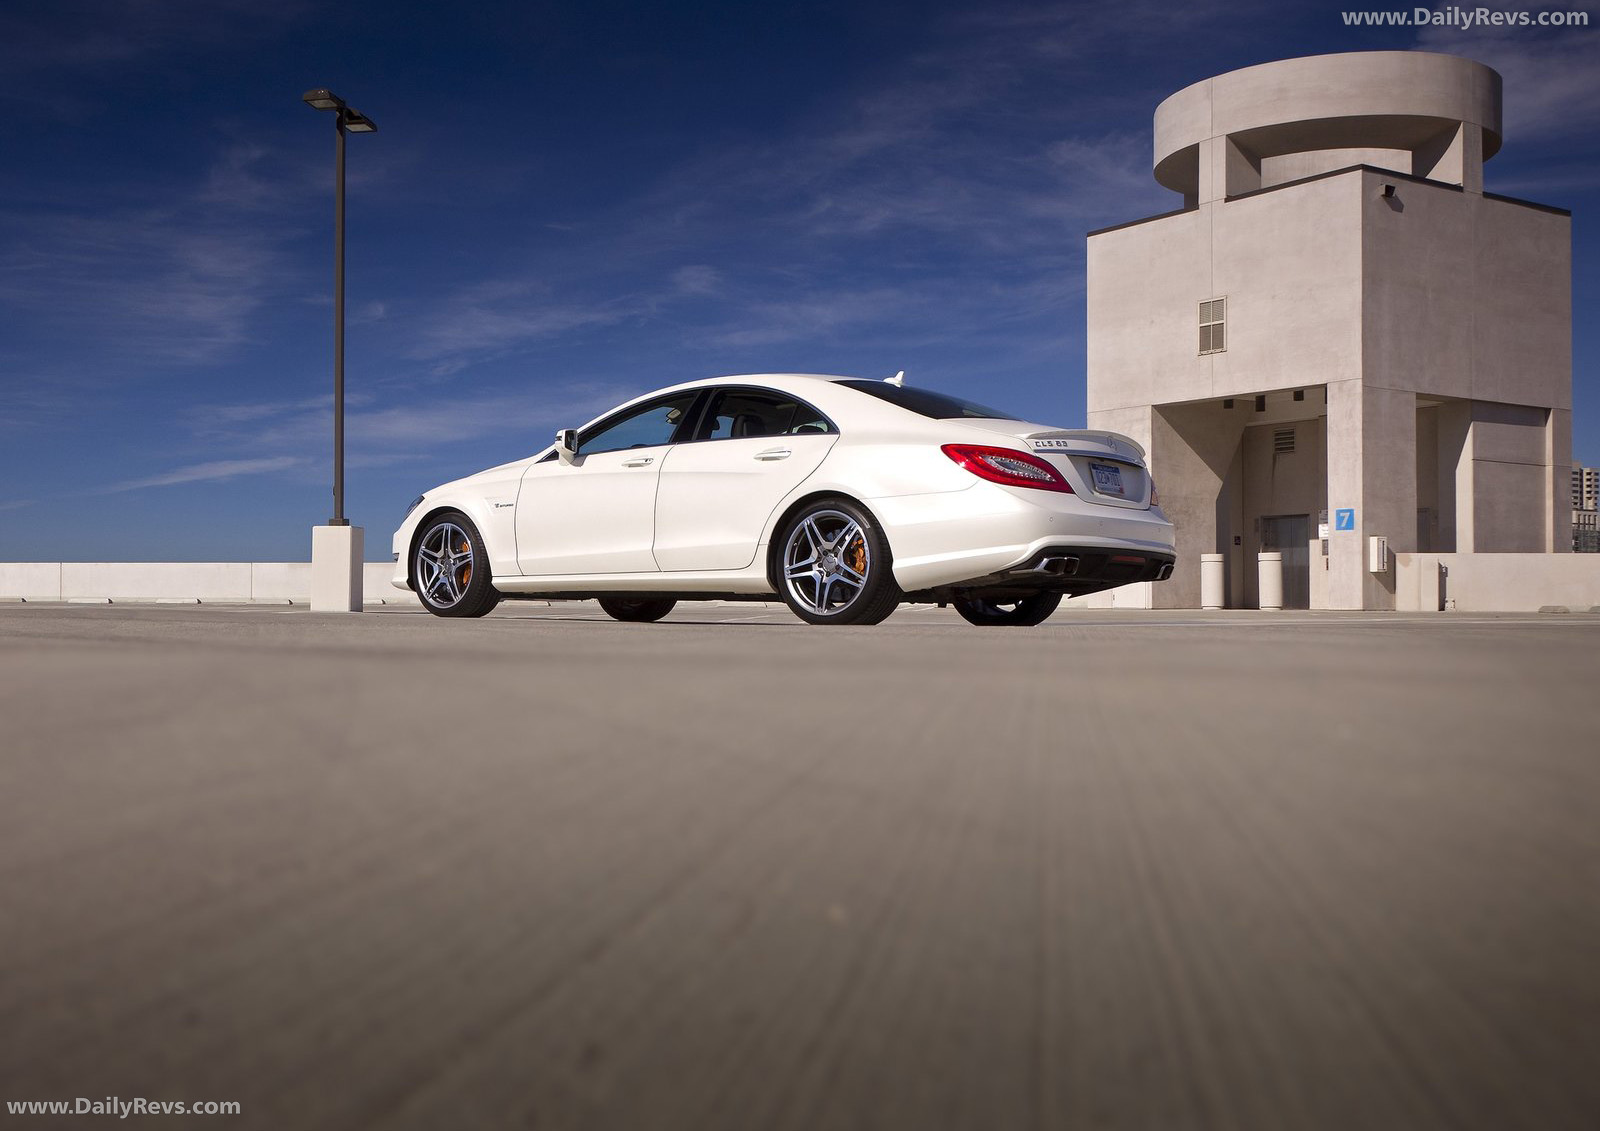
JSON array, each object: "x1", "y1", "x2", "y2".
[
  {"x1": 671, "y1": 265, "x2": 721, "y2": 295},
  {"x1": 1415, "y1": 5, "x2": 1600, "y2": 141},
  {"x1": 406, "y1": 277, "x2": 640, "y2": 363},
  {"x1": 177, "y1": 384, "x2": 637, "y2": 468},
  {"x1": 0, "y1": 144, "x2": 312, "y2": 365},
  {"x1": 707, "y1": 289, "x2": 917, "y2": 348},
  {"x1": 349, "y1": 387, "x2": 632, "y2": 446},
  {"x1": 0, "y1": 1, "x2": 305, "y2": 86},
  {"x1": 106, "y1": 457, "x2": 304, "y2": 493}
]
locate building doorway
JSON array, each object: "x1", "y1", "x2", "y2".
[{"x1": 1260, "y1": 514, "x2": 1311, "y2": 608}]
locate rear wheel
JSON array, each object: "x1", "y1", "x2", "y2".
[
  {"x1": 952, "y1": 591, "x2": 1062, "y2": 627},
  {"x1": 414, "y1": 512, "x2": 500, "y2": 618},
  {"x1": 776, "y1": 499, "x2": 900, "y2": 625},
  {"x1": 597, "y1": 597, "x2": 676, "y2": 622}
]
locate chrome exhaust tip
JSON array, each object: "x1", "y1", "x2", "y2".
[{"x1": 1008, "y1": 555, "x2": 1081, "y2": 578}]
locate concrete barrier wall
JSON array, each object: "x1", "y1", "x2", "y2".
[
  {"x1": 62, "y1": 562, "x2": 254, "y2": 602},
  {"x1": 0, "y1": 563, "x2": 417, "y2": 606},
  {"x1": 0, "y1": 563, "x2": 65, "y2": 601},
  {"x1": 1396, "y1": 553, "x2": 1600, "y2": 611},
  {"x1": 1065, "y1": 581, "x2": 1154, "y2": 610},
  {"x1": 10, "y1": 558, "x2": 1592, "y2": 611}
]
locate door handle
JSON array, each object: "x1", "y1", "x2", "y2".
[
  {"x1": 754, "y1": 448, "x2": 792, "y2": 461},
  {"x1": 621, "y1": 456, "x2": 655, "y2": 467}
]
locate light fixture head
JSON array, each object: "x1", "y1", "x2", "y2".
[
  {"x1": 302, "y1": 88, "x2": 344, "y2": 111},
  {"x1": 341, "y1": 109, "x2": 378, "y2": 134}
]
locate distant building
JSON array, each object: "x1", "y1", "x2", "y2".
[
  {"x1": 1576, "y1": 463, "x2": 1600, "y2": 552},
  {"x1": 1086, "y1": 51, "x2": 1572, "y2": 609}
]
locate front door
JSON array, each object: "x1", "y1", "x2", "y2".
[{"x1": 515, "y1": 391, "x2": 699, "y2": 576}]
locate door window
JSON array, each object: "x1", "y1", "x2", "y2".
[
  {"x1": 580, "y1": 393, "x2": 699, "y2": 455},
  {"x1": 693, "y1": 389, "x2": 834, "y2": 441}
]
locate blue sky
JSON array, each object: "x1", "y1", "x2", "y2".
[{"x1": 1, "y1": 0, "x2": 1595, "y2": 561}]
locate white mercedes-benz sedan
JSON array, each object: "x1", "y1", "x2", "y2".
[{"x1": 391, "y1": 374, "x2": 1175, "y2": 626}]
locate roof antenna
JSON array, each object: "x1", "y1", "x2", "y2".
[{"x1": 884, "y1": 371, "x2": 905, "y2": 387}]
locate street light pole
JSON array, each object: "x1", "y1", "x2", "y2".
[
  {"x1": 303, "y1": 88, "x2": 376, "y2": 610},
  {"x1": 332, "y1": 109, "x2": 347, "y2": 525},
  {"x1": 303, "y1": 88, "x2": 375, "y2": 526}
]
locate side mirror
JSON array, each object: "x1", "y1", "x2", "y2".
[{"x1": 555, "y1": 428, "x2": 578, "y2": 463}]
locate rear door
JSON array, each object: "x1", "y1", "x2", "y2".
[{"x1": 652, "y1": 387, "x2": 837, "y2": 571}]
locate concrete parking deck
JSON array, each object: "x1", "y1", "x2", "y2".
[{"x1": 2, "y1": 604, "x2": 1597, "y2": 1130}]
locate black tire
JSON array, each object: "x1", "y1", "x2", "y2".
[
  {"x1": 775, "y1": 498, "x2": 900, "y2": 626},
  {"x1": 597, "y1": 597, "x2": 677, "y2": 623},
  {"x1": 413, "y1": 511, "x2": 500, "y2": 618},
  {"x1": 952, "y1": 591, "x2": 1063, "y2": 627}
]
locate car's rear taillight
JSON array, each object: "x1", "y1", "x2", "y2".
[
  {"x1": 941, "y1": 444, "x2": 1073, "y2": 493},
  {"x1": 1150, "y1": 481, "x2": 1159, "y2": 507}
]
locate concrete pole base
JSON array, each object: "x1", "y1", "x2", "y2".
[{"x1": 311, "y1": 525, "x2": 364, "y2": 612}]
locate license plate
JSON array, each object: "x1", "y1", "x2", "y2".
[{"x1": 1090, "y1": 462, "x2": 1125, "y2": 496}]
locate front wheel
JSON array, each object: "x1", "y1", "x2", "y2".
[
  {"x1": 597, "y1": 597, "x2": 676, "y2": 622},
  {"x1": 413, "y1": 512, "x2": 500, "y2": 618},
  {"x1": 776, "y1": 500, "x2": 900, "y2": 625},
  {"x1": 952, "y1": 591, "x2": 1062, "y2": 626}
]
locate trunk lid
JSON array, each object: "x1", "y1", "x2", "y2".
[{"x1": 950, "y1": 420, "x2": 1152, "y2": 508}]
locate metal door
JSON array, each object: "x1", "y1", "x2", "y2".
[{"x1": 1260, "y1": 514, "x2": 1310, "y2": 609}]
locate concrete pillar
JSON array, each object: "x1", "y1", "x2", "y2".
[
  {"x1": 1412, "y1": 122, "x2": 1484, "y2": 192},
  {"x1": 1547, "y1": 407, "x2": 1573, "y2": 552},
  {"x1": 1325, "y1": 380, "x2": 1365, "y2": 609},
  {"x1": 1325, "y1": 381, "x2": 1416, "y2": 609},
  {"x1": 1144, "y1": 403, "x2": 1247, "y2": 609},
  {"x1": 1197, "y1": 136, "x2": 1262, "y2": 203},
  {"x1": 1436, "y1": 400, "x2": 1472, "y2": 552},
  {"x1": 1200, "y1": 554, "x2": 1225, "y2": 609},
  {"x1": 311, "y1": 525, "x2": 364, "y2": 612}
]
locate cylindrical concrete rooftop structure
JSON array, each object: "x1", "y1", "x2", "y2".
[{"x1": 1154, "y1": 51, "x2": 1503, "y2": 200}]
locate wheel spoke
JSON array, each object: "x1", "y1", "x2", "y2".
[
  {"x1": 833, "y1": 560, "x2": 866, "y2": 586},
  {"x1": 800, "y1": 518, "x2": 826, "y2": 555},
  {"x1": 827, "y1": 520, "x2": 861, "y2": 552},
  {"x1": 784, "y1": 554, "x2": 818, "y2": 580}
]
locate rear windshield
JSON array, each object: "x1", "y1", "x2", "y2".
[{"x1": 837, "y1": 380, "x2": 1016, "y2": 420}]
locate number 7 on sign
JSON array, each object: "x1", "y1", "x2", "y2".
[{"x1": 1334, "y1": 509, "x2": 1355, "y2": 531}]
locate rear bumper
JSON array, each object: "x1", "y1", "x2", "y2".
[
  {"x1": 926, "y1": 545, "x2": 1176, "y2": 597},
  {"x1": 873, "y1": 481, "x2": 1176, "y2": 593}
]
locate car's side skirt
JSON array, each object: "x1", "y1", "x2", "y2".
[
  {"x1": 493, "y1": 567, "x2": 774, "y2": 596},
  {"x1": 500, "y1": 591, "x2": 774, "y2": 604}
]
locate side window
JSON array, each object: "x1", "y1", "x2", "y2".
[
  {"x1": 695, "y1": 390, "x2": 834, "y2": 441},
  {"x1": 580, "y1": 393, "x2": 699, "y2": 455}
]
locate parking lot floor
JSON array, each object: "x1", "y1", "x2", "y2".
[{"x1": 2, "y1": 602, "x2": 1597, "y2": 1130}]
